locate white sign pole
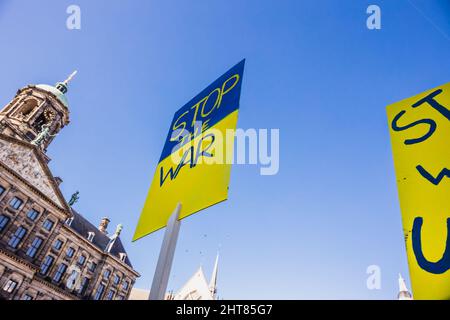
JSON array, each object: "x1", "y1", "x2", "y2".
[{"x1": 148, "y1": 203, "x2": 182, "y2": 300}]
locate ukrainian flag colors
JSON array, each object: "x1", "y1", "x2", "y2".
[{"x1": 133, "y1": 60, "x2": 245, "y2": 241}]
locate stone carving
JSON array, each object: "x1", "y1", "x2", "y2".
[{"x1": 0, "y1": 138, "x2": 63, "y2": 207}]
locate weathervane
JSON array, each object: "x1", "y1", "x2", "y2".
[{"x1": 63, "y1": 70, "x2": 78, "y2": 86}]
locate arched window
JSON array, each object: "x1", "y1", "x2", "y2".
[{"x1": 19, "y1": 99, "x2": 38, "y2": 119}]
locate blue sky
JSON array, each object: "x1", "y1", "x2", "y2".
[{"x1": 0, "y1": 0, "x2": 449, "y2": 299}]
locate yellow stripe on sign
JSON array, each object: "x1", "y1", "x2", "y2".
[
  {"x1": 133, "y1": 111, "x2": 239, "y2": 241},
  {"x1": 387, "y1": 82, "x2": 450, "y2": 300}
]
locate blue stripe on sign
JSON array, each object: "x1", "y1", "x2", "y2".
[{"x1": 159, "y1": 59, "x2": 245, "y2": 163}]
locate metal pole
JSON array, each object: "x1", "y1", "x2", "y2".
[{"x1": 148, "y1": 203, "x2": 182, "y2": 300}]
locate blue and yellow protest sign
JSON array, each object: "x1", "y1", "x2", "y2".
[
  {"x1": 387, "y1": 82, "x2": 450, "y2": 300},
  {"x1": 133, "y1": 60, "x2": 245, "y2": 241}
]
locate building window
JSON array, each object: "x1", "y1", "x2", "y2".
[
  {"x1": 106, "y1": 289, "x2": 115, "y2": 300},
  {"x1": 26, "y1": 237, "x2": 44, "y2": 258},
  {"x1": 0, "y1": 185, "x2": 5, "y2": 196},
  {"x1": 25, "y1": 132, "x2": 36, "y2": 141},
  {"x1": 122, "y1": 280, "x2": 129, "y2": 290},
  {"x1": 93, "y1": 284, "x2": 105, "y2": 300},
  {"x1": 113, "y1": 275, "x2": 121, "y2": 286},
  {"x1": 53, "y1": 239, "x2": 63, "y2": 250},
  {"x1": 66, "y1": 247, "x2": 75, "y2": 258},
  {"x1": 9, "y1": 197, "x2": 23, "y2": 210},
  {"x1": 103, "y1": 269, "x2": 111, "y2": 279},
  {"x1": 32, "y1": 113, "x2": 48, "y2": 132},
  {"x1": 20, "y1": 99, "x2": 38, "y2": 118},
  {"x1": 87, "y1": 232, "x2": 95, "y2": 242},
  {"x1": 89, "y1": 262, "x2": 97, "y2": 272},
  {"x1": 116, "y1": 295, "x2": 125, "y2": 300},
  {"x1": 66, "y1": 269, "x2": 80, "y2": 290},
  {"x1": 42, "y1": 219, "x2": 54, "y2": 231},
  {"x1": 2, "y1": 280, "x2": 18, "y2": 293},
  {"x1": 0, "y1": 215, "x2": 10, "y2": 233},
  {"x1": 22, "y1": 294, "x2": 33, "y2": 300},
  {"x1": 8, "y1": 226, "x2": 27, "y2": 249},
  {"x1": 65, "y1": 217, "x2": 74, "y2": 226},
  {"x1": 77, "y1": 255, "x2": 86, "y2": 266},
  {"x1": 40, "y1": 255, "x2": 55, "y2": 275},
  {"x1": 53, "y1": 263, "x2": 67, "y2": 283},
  {"x1": 26, "y1": 209, "x2": 40, "y2": 221},
  {"x1": 119, "y1": 253, "x2": 127, "y2": 262},
  {"x1": 79, "y1": 277, "x2": 90, "y2": 295}
]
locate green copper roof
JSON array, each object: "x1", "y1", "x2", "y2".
[{"x1": 36, "y1": 84, "x2": 69, "y2": 108}]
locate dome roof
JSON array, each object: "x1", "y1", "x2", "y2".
[{"x1": 35, "y1": 84, "x2": 69, "y2": 108}]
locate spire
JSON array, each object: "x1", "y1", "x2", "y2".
[
  {"x1": 398, "y1": 274, "x2": 408, "y2": 292},
  {"x1": 56, "y1": 70, "x2": 77, "y2": 94},
  {"x1": 398, "y1": 274, "x2": 413, "y2": 300},
  {"x1": 209, "y1": 253, "x2": 219, "y2": 299},
  {"x1": 63, "y1": 70, "x2": 78, "y2": 86}
]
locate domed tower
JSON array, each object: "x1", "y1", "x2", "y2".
[{"x1": 0, "y1": 71, "x2": 77, "y2": 154}]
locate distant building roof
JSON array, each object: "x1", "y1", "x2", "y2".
[
  {"x1": 69, "y1": 209, "x2": 133, "y2": 268},
  {"x1": 35, "y1": 84, "x2": 69, "y2": 108}
]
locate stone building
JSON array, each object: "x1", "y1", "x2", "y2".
[{"x1": 0, "y1": 73, "x2": 140, "y2": 300}]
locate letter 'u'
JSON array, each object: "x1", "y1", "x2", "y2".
[{"x1": 412, "y1": 217, "x2": 450, "y2": 274}]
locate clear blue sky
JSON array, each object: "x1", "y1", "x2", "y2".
[{"x1": 0, "y1": 0, "x2": 449, "y2": 299}]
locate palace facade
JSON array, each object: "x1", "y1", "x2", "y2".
[{"x1": 0, "y1": 73, "x2": 140, "y2": 300}]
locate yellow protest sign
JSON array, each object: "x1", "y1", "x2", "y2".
[
  {"x1": 387, "y1": 82, "x2": 450, "y2": 300},
  {"x1": 133, "y1": 60, "x2": 245, "y2": 241}
]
